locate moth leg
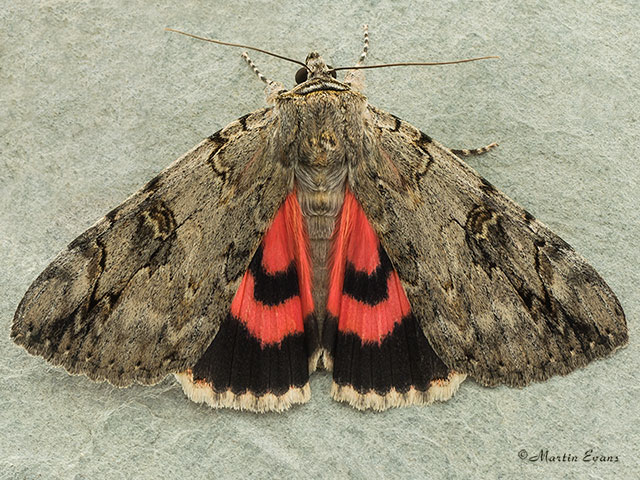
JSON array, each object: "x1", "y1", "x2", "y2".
[
  {"x1": 355, "y1": 23, "x2": 369, "y2": 66},
  {"x1": 344, "y1": 24, "x2": 368, "y2": 92},
  {"x1": 241, "y1": 52, "x2": 286, "y2": 103},
  {"x1": 241, "y1": 51, "x2": 273, "y2": 84},
  {"x1": 451, "y1": 142, "x2": 499, "y2": 157}
]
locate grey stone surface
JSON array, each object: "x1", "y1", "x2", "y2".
[{"x1": 1, "y1": 1, "x2": 638, "y2": 478}]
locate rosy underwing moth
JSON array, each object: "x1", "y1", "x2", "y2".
[{"x1": 11, "y1": 27, "x2": 627, "y2": 412}]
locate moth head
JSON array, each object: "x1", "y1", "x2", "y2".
[
  {"x1": 295, "y1": 52, "x2": 338, "y2": 84},
  {"x1": 288, "y1": 52, "x2": 351, "y2": 96}
]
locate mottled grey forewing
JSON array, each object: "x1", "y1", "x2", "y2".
[
  {"x1": 12, "y1": 107, "x2": 292, "y2": 387},
  {"x1": 351, "y1": 105, "x2": 627, "y2": 387}
]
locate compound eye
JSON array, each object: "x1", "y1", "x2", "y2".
[
  {"x1": 295, "y1": 68, "x2": 308, "y2": 84},
  {"x1": 327, "y1": 66, "x2": 337, "y2": 79}
]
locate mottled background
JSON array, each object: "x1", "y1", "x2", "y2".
[{"x1": 1, "y1": 1, "x2": 638, "y2": 479}]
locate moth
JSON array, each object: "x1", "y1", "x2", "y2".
[{"x1": 12, "y1": 27, "x2": 628, "y2": 412}]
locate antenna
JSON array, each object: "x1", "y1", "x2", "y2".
[{"x1": 165, "y1": 28, "x2": 307, "y2": 69}]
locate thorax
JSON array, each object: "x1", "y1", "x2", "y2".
[{"x1": 273, "y1": 90, "x2": 369, "y2": 239}]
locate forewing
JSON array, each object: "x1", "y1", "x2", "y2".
[
  {"x1": 12, "y1": 108, "x2": 293, "y2": 387},
  {"x1": 350, "y1": 105, "x2": 627, "y2": 387}
]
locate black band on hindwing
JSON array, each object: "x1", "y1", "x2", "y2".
[
  {"x1": 192, "y1": 314, "x2": 309, "y2": 396},
  {"x1": 328, "y1": 314, "x2": 450, "y2": 395},
  {"x1": 342, "y1": 244, "x2": 394, "y2": 305},
  {"x1": 249, "y1": 244, "x2": 299, "y2": 306}
]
